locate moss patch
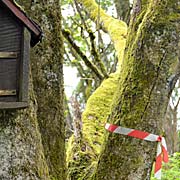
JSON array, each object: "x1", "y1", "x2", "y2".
[{"x1": 66, "y1": 73, "x2": 119, "y2": 179}]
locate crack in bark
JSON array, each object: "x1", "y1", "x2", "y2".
[{"x1": 140, "y1": 51, "x2": 167, "y2": 120}]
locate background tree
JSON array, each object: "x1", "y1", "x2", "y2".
[
  {"x1": 164, "y1": 82, "x2": 180, "y2": 154},
  {"x1": 114, "y1": 0, "x2": 131, "y2": 23}
]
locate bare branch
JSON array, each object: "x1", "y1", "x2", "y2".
[
  {"x1": 62, "y1": 29, "x2": 104, "y2": 81},
  {"x1": 76, "y1": 0, "x2": 127, "y2": 65}
]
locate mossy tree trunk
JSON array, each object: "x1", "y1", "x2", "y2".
[
  {"x1": 93, "y1": 0, "x2": 180, "y2": 179},
  {"x1": 66, "y1": 73, "x2": 119, "y2": 180},
  {"x1": 66, "y1": 0, "x2": 180, "y2": 179},
  {"x1": 0, "y1": 77, "x2": 49, "y2": 179},
  {"x1": 27, "y1": 1, "x2": 65, "y2": 179},
  {"x1": 31, "y1": 2, "x2": 65, "y2": 179},
  {"x1": 2, "y1": 0, "x2": 65, "y2": 179}
]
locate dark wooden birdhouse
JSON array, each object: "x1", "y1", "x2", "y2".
[{"x1": 0, "y1": 0, "x2": 42, "y2": 109}]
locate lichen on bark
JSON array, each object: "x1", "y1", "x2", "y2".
[{"x1": 0, "y1": 73, "x2": 49, "y2": 179}]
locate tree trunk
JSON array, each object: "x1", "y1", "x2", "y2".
[
  {"x1": 93, "y1": 1, "x2": 180, "y2": 179},
  {"x1": 28, "y1": 1, "x2": 66, "y2": 179},
  {"x1": 164, "y1": 102, "x2": 179, "y2": 154},
  {"x1": 114, "y1": 0, "x2": 130, "y2": 23},
  {"x1": 0, "y1": 76, "x2": 49, "y2": 179},
  {"x1": 1, "y1": 0, "x2": 66, "y2": 179}
]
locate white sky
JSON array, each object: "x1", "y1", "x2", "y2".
[{"x1": 64, "y1": 66, "x2": 80, "y2": 98}]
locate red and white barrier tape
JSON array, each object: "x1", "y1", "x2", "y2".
[{"x1": 105, "y1": 123, "x2": 168, "y2": 179}]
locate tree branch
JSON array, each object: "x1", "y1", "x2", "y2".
[
  {"x1": 174, "y1": 97, "x2": 180, "y2": 111},
  {"x1": 76, "y1": 0, "x2": 127, "y2": 65},
  {"x1": 62, "y1": 29, "x2": 104, "y2": 81},
  {"x1": 88, "y1": 30, "x2": 109, "y2": 78},
  {"x1": 70, "y1": 47, "x2": 89, "y2": 78},
  {"x1": 71, "y1": 2, "x2": 91, "y2": 50},
  {"x1": 168, "y1": 61, "x2": 180, "y2": 98},
  {"x1": 74, "y1": 0, "x2": 109, "y2": 78}
]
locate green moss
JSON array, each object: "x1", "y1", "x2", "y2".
[
  {"x1": 93, "y1": 1, "x2": 180, "y2": 179},
  {"x1": 66, "y1": 135, "x2": 97, "y2": 180},
  {"x1": 82, "y1": 73, "x2": 119, "y2": 154},
  {"x1": 67, "y1": 0, "x2": 180, "y2": 179},
  {"x1": 66, "y1": 73, "x2": 120, "y2": 179}
]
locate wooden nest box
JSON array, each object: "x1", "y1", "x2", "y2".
[{"x1": 0, "y1": 0, "x2": 42, "y2": 109}]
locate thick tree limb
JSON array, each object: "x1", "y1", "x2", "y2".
[{"x1": 93, "y1": 0, "x2": 180, "y2": 179}]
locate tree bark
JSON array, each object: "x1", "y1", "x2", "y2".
[
  {"x1": 29, "y1": 1, "x2": 66, "y2": 179},
  {"x1": 0, "y1": 76, "x2": 49, "y2": 179},
  {"x1": 66, "y1": 73, "x2": 119, "y2": 180},
  {"x1": 114, "y1": 0, "x2": 130, "y2": 23},
  {"x1": 93, "y1": 1, "x2": 180, "y2": 179},
  {"x1": 5, "y1": 0, "x2": 66, "y2": 179},
  {"x1": 164, "y1": 100, "x2": 180, "y2": 154}
]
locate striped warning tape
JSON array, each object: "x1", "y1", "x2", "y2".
[{"x1": 105, "y1": 123, "x2": 168, "y2": 179}]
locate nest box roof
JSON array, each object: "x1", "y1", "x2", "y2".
[{"x1": 1, "y1": 0, "x2": 42, "y2": 47}]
